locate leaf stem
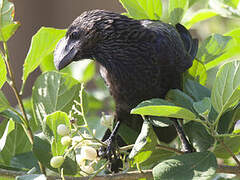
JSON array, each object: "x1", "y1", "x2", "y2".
[
  {"x1": 2, "y1": 41, "x2": 46, "y2": 175},
  {"x1": 79, "y1": 83, "x2": 105, "y2": 145},
  {"x1": 3, "y1": 42, "x2": 33, "y2": 140}
]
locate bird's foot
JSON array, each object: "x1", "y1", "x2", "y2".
[
  {"x1": 98, "y1": 136, "x2": 116, "y2": 159},
  {"x1": 98, "y1": 136, "x2": 122, "y2": 173}
]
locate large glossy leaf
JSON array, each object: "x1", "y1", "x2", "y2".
[
  {"x1": 211, "y1": 60, "x2": 240, "y2": 114},
  {"x1": 197, "y1": 34, "x2": 232, "y2": 64},
  {"x1": 183, "y1": 9, "x2": 218, "y2": 29},
  {"x1": 168, "y1": 0, "x2": 189, "y2": 24},
  {"x1": 131, "y1": 99, "x2": 196, "y2": 121},
  {"x1": 32, "y1": 71, "x2": 81, "y2": 129},
  {"x1": 119, "y1": 0, "x2": 162, "y2": 20},
  {"x1": 22, "y1": 28, "x2": 66, "y2": 82},
  {"x1": 0, "y1": 54, "x2": 7, "y2": 89},
  {"x1": 153, "y1": 151, "x2": 217, "y2": 180}
]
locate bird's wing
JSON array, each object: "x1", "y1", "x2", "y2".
[{"x1": 141, "y1": 20, "x2": 198, "y2": 72}]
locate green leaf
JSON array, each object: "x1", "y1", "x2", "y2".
[
  {"x1": 129, "y1": 121, "x2": 173, "y2": 168},
  {"x1": 185, "y1": 60, "x2": 207, "y2": 85},
  {"x1": 218, "y1": 108, "x2": 239, "y2": 134},
  {"x1": 0, "y1": 22, "x2": 20, "y2": 41},
  {"x1": 129, "y1": 121, "x2": 157, "y2": 163},
  {"x1": 11, "y1": 152, "x2": 38, "y2": 170},
  {"x1": 184, "y1": 79, "x2": 211, "y2": 101},
  {"x1": 32, "y1": 133, "x2": 52, "y2": 170},
  {"x1": 197, "y1": 34, "x2": 232, "y2": 64},
  {"x1": 166, "y1": 89, "x2": 195, "y2": 111},
  {"x1": 193, "y1": 97, "x2": 211, "y2": 119},
  {"x1": 0, "y1": 0, "x2": 14, "y2": 27},
  {"x1": 168, "y1": 0, "x2": 189, "y2": 24},
  {"x1": 0, "y1": 54, "x2": 7, "y2": 89},
  {"x1": 211, "y1": 60, "x2": 240, "y2": 113},
  {"x1": 33, "y1": 133, "x2": 77, "y2": 175},
  {"x1": 39, "y1": 52, "x2": 56, "y2": 72},
  {"x1": 22, "y1": 28, "x2": 66, "y2": 82},
  {"x1": 183, "y1": 9, "x2": 218, "y2": 29},
  {"x1": 0, "y1": 119, "x2": 14, "y2": 152},
  {"x1": 118, "y1": 122, "x2": 139, "y2": 144},
  {"x1": 0, "y1": 90, "x2": 10, "y2": 112},
  {"x1": 119, "y1": 0, "x2": 162, "y2": 20},
  {"x1": 32, "y1": 71, "x2": 81, "y2": 129},
  {"x1": 214, "y1": 136, "x2": 240, "y2": 159},
  {"x1": 131, "y1": 104, "x2": 196, "y2": 121},
  {"x1": 206, "y1": 28, "x2": 240, "y2": 70},
  {"x1": 16, "y1": 174, "x2": 47, "y2": 180},
  {"x1": 44, "y1": 111, "x2": 70, "y2": 156},
  {"x1": 22, "y1": 98, "x2": 38, "y2": 131},
  {"x1": 0, "y1": 109, "x2": 23, "y2": 124},
  {"x1": 184, "y1": 122, "x2": 214, "y2": 151},
  {"x1": 153, "y1": 151, "x2": 217, "y2": 180},
  {"x1": 0, "y1": 122, "x2": 31, "y2": 166}
]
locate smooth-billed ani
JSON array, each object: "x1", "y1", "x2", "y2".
[{"x1": 54, "y1": 9, "x2": 198, "y2": 160}]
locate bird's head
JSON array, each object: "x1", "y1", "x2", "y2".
[{"x1": 54, "y1": 10, "x2": 128, "y2": 70}]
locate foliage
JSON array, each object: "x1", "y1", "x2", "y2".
[{"x1": 0, "y1": 0, "x2": 240, "y2": 179}]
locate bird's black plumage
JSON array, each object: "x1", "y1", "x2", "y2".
[{"x1": 54, "y1": 9, "x2": 198, "y2": 155}]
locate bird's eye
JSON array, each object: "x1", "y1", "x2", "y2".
[{"x1": 70, "y1": 31, "x2": 79, "y2": 39}]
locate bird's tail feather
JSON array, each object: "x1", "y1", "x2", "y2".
[
  {"x1": 189, "y1": 39, "x2": 198, "y2": 60},
  {"x1": 175, "y1": 23, "x2": 198, "y2": 60}
]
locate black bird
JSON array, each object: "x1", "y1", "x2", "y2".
[{"x1": 54, "y1": 9, "x2": 198, "y2": 164}]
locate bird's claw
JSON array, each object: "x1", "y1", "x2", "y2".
[
  {"x1": 98, "y1": 136, "x2": 122, "y2": 173},
  {"x1": 98, "y1": 136, "x2": 116, "y2": 160}
]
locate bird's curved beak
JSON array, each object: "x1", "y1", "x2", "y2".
[{"x1": 54, "y1": 37, "x2": 79, "y2": 70}]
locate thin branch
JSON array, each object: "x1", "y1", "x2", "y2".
[
  {"x1": 2, "y1": 42, "x2": 33, "y2": 144},
  {"x1": 217, "y1": 138, "x2": 240, "y2": 167},
  {"x1": 217, "y1": 165, "x2": 240, "y2": 176},
  {"x1": 2, "y1": 42, "x2": 46, "y2": 175},
  {"x1": 156, "y1": 144, "x2": 184, "y2": 155}
]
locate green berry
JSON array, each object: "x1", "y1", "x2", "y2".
[
  {"x1": 50, "y1": 156, "x2": 64, "y2": 168},
  {"x1": 61, "y1": 136, "x2": 72, "y2": 146}
]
